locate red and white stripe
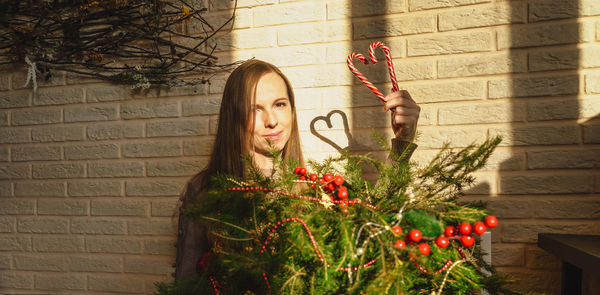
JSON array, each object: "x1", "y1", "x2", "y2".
[
  {"x1": 368, "y1": 41, "x2": 399, "y2": 93},
  {"x1": 346, "y1": 41, "x2": 399, "y2": 103}
]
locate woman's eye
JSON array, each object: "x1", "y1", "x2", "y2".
[{"x1": 276, "y1": 102, "x2": 287, "y2": 108}]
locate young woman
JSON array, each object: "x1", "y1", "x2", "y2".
[{"x1": 174, "y1": 59, "x2": 420, "y2": 278}]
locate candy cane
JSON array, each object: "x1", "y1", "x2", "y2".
[
  {"x1": 346, "y1": 41, "x2": 398, "y2": 102},
  {"x1": 368, "y1": 41, "x2": 399, "y2": 93}
]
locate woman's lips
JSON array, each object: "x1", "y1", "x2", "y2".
[{"x1": 264, "y1": 131, "x2": 283, "y2": 141}]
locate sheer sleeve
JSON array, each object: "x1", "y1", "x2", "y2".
[
  {"x1": 174, "y1": 185, "x2": 210, "y2": 279},
  {"x1": 390, "y1": 138, "x2": 417, "y2": 162}
]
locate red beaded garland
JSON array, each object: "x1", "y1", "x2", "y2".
[
  {"x1": 340, "y1": 259, "x2": 377, "y2": 272},
  {"x1": 460, "y1": 235, "x2": 475, "y2": 247},
  {"x1": 391, "y1": 225, "x2": 403, "y2": 236},
  {"x1": 485, "y1": 215, "x2": 498, "y2": 228},
  {"x1": 209, "y1": 276, "x2": 220, "y2": 295},
  {"x1": 473, "y1": 221, "x2": 487, "y2": 235},
  {"x1": 408, "y1": 229, "x2": 422, "y2": 242},
  {"x1": 435, "y1": 236, "x2": 449, "y2": 248},
  {"x1": 260, "y1": 217, "x2": 328, "y2": 266},
  {"x1": 262, "y1": 272, "x2": 272, "y2": 295},
  {"x1": 337, "y1": 186, "x2": 348, "y2": 199},
  {"x1": 418, "y1": 243, "x2": 431, "y2": 255},
  {"x1": 444, "y1": 226, "x2": 455, "y2": 237},
  {"x1": 459, "y1": 223, "x2": 472, "y2": 235},
  {"x1": 394, "y1": 239, "x2": 406, "y2": 250}
]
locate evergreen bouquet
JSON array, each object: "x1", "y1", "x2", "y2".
[{"x1": 157, "y1": 136, "x2": 518, "y2": 294}]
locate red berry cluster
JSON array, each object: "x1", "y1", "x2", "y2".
[
  {"x1": 294, "y1": 167, "x2": 357, "y2": 213},
  {"x1": 392, "y1": 227, "x2": 429, "y2": 255},
  {"x1": 392, "y1": 216, "x2": 499, "y2": 256},
  {"x1": 442, "y1": 215, "x2": 498, "y2": 248}
]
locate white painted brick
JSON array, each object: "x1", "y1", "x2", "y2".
[
  {"x1": 0, "y1": 127, "x2": 31, "y2": 144},
  {"x1": 353, "y1": 14, "x2": 435, "y2": 40},
  {"x1": 0, "y1": 110, "x2": 7, "y2": 126},
  {"x1": 14, "y1": 181, "x2": 64, "y2": 197},
  {"x1": 91, "y1": 200, "x2": 147, "y2": 216},
  {"x1": 438, "y1": 101, "x2": 526, "y2": 125},
  {"x1": 581, "y1": 45, "x2": 600, "y2": 68},
  {"x1": 33, "y1": 236, "x2": 84, "y2": 252},
  {"x1": 278, "y1": 21, "x2": 350, "y2": 46},
  {"x1": 408, "y1": 0, "x2": 490, "y2": 11},
  {"x1": 124, "y1": 257, "x2": 173, "y2": 275},
  {"x1": 438, "y1": 53, "x2": 526, "y2": 78},
  {"x1": 415, "y1": 127, "x2": 488, "y2": 148},
  {"x1": 529, "y1": 0, "x2": 600, "y2": 22},
  {"x1": 439, "y1": 3, "x2": 526, "y2": 31},
  {"x1": 281, "y1": 64, "x2": 351, "y2": 88},
  {"x1": 121, "y1": 101, "x2": 179, "y2": 119},
  {"x1": 500, "y1": 174, "x2": 591, "y2": 195},
  {"x1": 86, "y1": 237, "x2": 142, "y2": 254},
  {"x1": 253, "y1": 1, "x2": 324, "y2": 27},
  {"x1": 125, "y1": 180, "x2": 185, "y2": 197},
  {"x1": 11, "y1": 108, "x2": 62, "y2": 125},
  {"x1": 489, "y1": 75, "x2": 579, "y2": 99},
  {"x1": 87, "y1": 122, "x2": 144, "y2": 140},
  {"x1": 402, "y1": 80, "x2": 485, "y2": 103},
  {"x1": 498, "y1": 22, "x2": 592, "y2": 50},
  {"x1": 69, "y1": 255, "x2": 121, "y2": 272},
  {"x1": 327, "y1": 0, "x2": 406, "y2": 20},
  {"x1": 529, "y1": 49, "x2": 579, "y2": 72},
  {"x1": 86, "y1": 85, "x2": 132, "y2": 102},
  {"x1": 32, "y1": 125, "x2": 85, "y2": 142},
  {"x1": 490, "y1": 125, "x2": 579, "y2": 146},
  {"x1": 88, "y1": 275, "x2": 145, "y2": 293},
  {"x1": 34, "y1": 87, "x2": 84, "y2": 106},
  {"x1": 0, "y1": 90, "x2": 30, "y2": 108},
  {"x1": 408, "y1": 31, "x2": 492, "y2": 56},
  {"x1": 210, "y1": 0, "x2": 276, "y2": 11},
  {"x1": 128, "y1": 219, "x2": 176, "y2": 235},
  {"x1": 147, "y1": 119, "x2": 209, "y2": 137},
  {"x1": 38, "y1": 199, "x2": 88, "y2": 216},
  {"x1": 244, "y1": 44, "x2": 326, "y2": 67},
  {"x1": 527, "y1": 149, "x2": 600, "y2": 169},
  {"x1": 527, "y1": 99, "x2": 579, "y2": 121},
  {"x1": 64, "y1": 105, "x2": 118, "y2": 122},
  {"x1": 585, "y1": 74, "x2": 600, "y2": 94},
  {"x1": 12, "y1": 146, "x2": 62, "y2": 162},
  {"x1": 183, "y1": 137, "x2": 215, "y2": 156},
  {"x1": 580, "y1": 96, "x2": 600, "y2": 119},
  {"x1": 293, "y1": 87, "x2": 324, "y2": 110},
  {"x1": 209, "y1": 28, "x2": 277, "y2": 52}
]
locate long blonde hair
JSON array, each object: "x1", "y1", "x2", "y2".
[{"x1": 186, "y1": 59, "x2": 304, "y2": 198}]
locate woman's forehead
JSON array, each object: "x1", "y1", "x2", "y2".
[{"x1": 254, "y1": 72, "x2": 289, "y2": 103}]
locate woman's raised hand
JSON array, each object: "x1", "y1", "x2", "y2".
[{"x1": 382, "y1": 90, "x2": 420, "y2": 141}]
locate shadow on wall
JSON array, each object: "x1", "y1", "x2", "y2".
[{"x1": 490, "y1": 0, "x2": 600, "y2": 294}]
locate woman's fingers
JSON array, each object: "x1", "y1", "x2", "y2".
[
  {"x1": 382, "y1": 90, "x2": 419, "y2": 112},
  {"x1": 383, "y1": 90, "x2": 420, "y2": 140}
]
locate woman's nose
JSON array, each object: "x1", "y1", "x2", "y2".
[{"x1": 263, "y1": 110, "x2": 278, "y2": 128}]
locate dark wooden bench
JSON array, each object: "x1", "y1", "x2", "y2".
[{"x1": 537, "y1": 233, "x2": 600, "y2": 295}]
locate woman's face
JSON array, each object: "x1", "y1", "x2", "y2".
[{"x1": 248, "y1": 72, "x2": 293, "y2": 156}]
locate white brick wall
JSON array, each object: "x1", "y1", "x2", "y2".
[{"x1": 0, "y1": 0, "x2": 598, "y2": 294}]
